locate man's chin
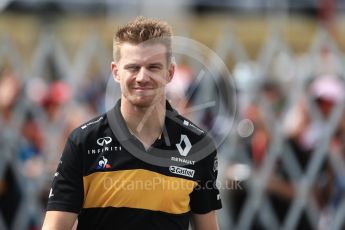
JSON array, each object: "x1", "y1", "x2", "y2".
[
  {"x1": 124, "y1": 94, "x2": 164, "y2": 108},
  {"x1": 130, "y1": 98, "x2": 156, "y2": 108}
]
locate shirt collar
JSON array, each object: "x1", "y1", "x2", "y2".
[{"x1": 107, "y1": 99, "x2": 177, "y2": 146}]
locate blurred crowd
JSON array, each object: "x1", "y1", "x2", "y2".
[
  {"x1": 226, "y1": 53, "x2": 345, "y2": 228},
  {"x1": 0, "y1": 66, "x2": 107, "y2": 229}
]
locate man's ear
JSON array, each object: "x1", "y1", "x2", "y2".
[
  {"x1": 167, "y1": 63, "x2": 175, "y2": 83},
  {"x1": 111, "y1": 62, "x2": 120, "y2": 82}
]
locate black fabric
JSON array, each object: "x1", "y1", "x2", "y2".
[
  {"x1": 77, "y1": 207, "x2": 190, "y2": 230},
  {"x1": 46, "y1": 137, "x2": 84, "y2": 213}
]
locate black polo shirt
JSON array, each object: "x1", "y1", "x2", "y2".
[{"x1": 46, "y1": 100, "x2": 222, "y2": 230}]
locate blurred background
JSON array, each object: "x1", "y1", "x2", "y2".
[{"x1": 1, "y1": 0, "x2": 345, "y2": 229}]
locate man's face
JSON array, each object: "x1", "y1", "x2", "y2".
[{"x1": 112, "y1": 42, "x2": 174, "y2": 108}]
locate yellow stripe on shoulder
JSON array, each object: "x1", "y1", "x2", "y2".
[{"x1": 83, "y1": 169, "x2": 197, "y2": 214}]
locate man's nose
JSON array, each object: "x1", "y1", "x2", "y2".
[{"x1": 136, "y1": 67, "x2": 150, "y2": 83}]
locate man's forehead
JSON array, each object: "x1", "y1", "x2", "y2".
[{"x1": 119, "y1": 42, "x2": 167, "y2": 63}]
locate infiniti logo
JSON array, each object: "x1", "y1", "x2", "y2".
[{"x1": 97, "y1": 137, "x2": 112, "y2": 146}]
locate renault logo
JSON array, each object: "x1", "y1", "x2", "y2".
[
  {"x1": 97, "y1": 137, "x2": 112, "y2": 146},
  {"x1": 176, "y1": 134, "x2": 191, "y2": 156}
]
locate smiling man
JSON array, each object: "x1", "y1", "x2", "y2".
[{"x1": 42, "y1": 17, "x2": 222, "y2": 230}]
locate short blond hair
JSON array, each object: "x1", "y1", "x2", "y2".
[{"x1": 113, "y1": 16, "x2": 173, "y2": 64}]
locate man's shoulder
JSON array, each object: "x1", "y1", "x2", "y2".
[
  {"x1": 172, "y1": 113, "x2": 206, "y2": 137},
  {"x1": 169, "y1": 111, "x2": 216, "y2": 151},
  {"x1": 79, "y1": 113, "x2": 107, "y2": 131},
  {"x1": 68, "y1": 113, "x2": 109, "y2": 144},
  {"x1": 172, "y1": 113, "x2": 218, "y2": 163}
]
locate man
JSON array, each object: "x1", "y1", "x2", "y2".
[{"x1": 42, "y1": 17, "x2": 222, "y2": 230}]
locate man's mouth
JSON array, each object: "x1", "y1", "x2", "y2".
[{"x1": 133, "y1": 87, "x2": 154, "y2": 91}]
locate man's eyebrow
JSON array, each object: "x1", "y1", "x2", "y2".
[
  {"x1": 123, "y1": 62, "x2": 164, "y2": 68},
  {"x1": 124, "y1": 63, "x2": 139, "y2": 68},
  {"x1": 148, "y1": 63, "x2": 164, "y2": 67}
]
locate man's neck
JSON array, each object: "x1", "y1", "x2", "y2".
[{"x1": 120, "y1": 97, "x2": 166, "y2": 149}]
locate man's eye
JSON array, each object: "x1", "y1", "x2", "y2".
[
  {"x1": 149, "y1": 66, "x2": 161, "y2": 71},
  {"x1": 128, "y1": 66, "x2": 139, "y2": 72}
]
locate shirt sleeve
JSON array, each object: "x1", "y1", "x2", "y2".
[
  {"x1": 190, "y1": 150, "x2": 222, "y2": 214},
  {"x1": 46, "y1": 136, "x2": 84, "y2": 213}
]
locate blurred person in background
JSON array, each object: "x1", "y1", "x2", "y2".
[
  {"x1": 19, "y1": 111, "x2": 45, "y2": 179},
  {"x1": 0, "y1": 67, "x2": 23, "y2": 137},
  {"x1": 226, "y1": 83, "x2": 275, "y2": 229},
  {"x1": 309, "y1": 75, "x2": 345, "y2": 229},
  {"x1": 77, "y1": 76, "x2": 107, "y2": 115},
  {"x1": 166, "y1": 64, "x2": 195, "y2": 117},
  {"x1": 227, "y1": 102, "x2": 271, "y2": 229},
  {"x1": 42, "y1": 16, "x2": 221, "y2": 230},
  {"x1": 39, "y1": 81, "x2": 93, "y2": 207},
  {"x1": 40, "y1": 81, "x2": 73, "y2": 176},
  {"x1": 0, "y1": 67, "x2": 54, "y2": 229},
  {"x1": 266, "y1": 74, "x2": 345, "y2": 229},
  {"x1": 41, "y1": 81, "x2": 71, "y2": 123}
]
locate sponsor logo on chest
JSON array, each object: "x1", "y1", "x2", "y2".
[
  {"x1": 169, "y1": 166, "x2": 195, "y2": 178},
  {"x1": 171, "y1": 134, "x2": 195, "y2": 165},
  {"x1": 87, "y1": 136, "x2": 122, "y2": 155},
  {"x1": 170, "y1": 157, "x2": 195, "y2": 165}
]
